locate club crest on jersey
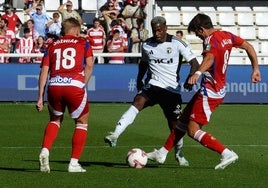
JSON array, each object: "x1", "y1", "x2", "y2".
[{"x1": 166, "y1": 47, "x2": 172, "y2": 54}]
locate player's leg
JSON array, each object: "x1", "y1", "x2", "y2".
[
  {"x1": 39, "y1": 119, "x2": 61, "y2": 173},
  {"x1": 188, "y1": 120, "x2": 238, "y2": 169},
  {"x1": 147, "y1": 91, "x2": 194, "y2": 164},
  {"x1": 167, "y1": 119, "x2": 189, "y2": 166},
  {"x1": 104, "y1": 94, "x2": 147, "y2": 147},
  {"x1": 147, "y1": 90, "x2": 189, "y2": 165},
  {"x1": 147, "y1": 123, "x2": 187, "y2": 164},
  {"x1": 174, "y1": 138, "x2": 189, "y2": 166},
  {"x1": 187, "y1": 95, "x2": 238, "y2": 169},
  {"x1": 39, "y1": 89, "x2": 64, "y2": 173},
  {"x1": 68, "y1": 88, "x2": 89, "y2": 172}
]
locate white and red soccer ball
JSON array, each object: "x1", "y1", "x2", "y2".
[{"x1": 126, "y1": 148, "x2": 148, "y2": 168}]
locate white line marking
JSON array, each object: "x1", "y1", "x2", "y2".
[{"x1": 1, "y1": 145, "x2": 268, "y2": 149}]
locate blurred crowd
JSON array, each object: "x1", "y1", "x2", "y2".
[{"x1": 0, "y1": 0, "x2": 149, "y2": 64}]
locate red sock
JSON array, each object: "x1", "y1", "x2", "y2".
[
  {"x1": 164, "y1": 129, "x2": 186, "y2": 151},
  {"x1": 42, "y1": 121, "x2": 60, "y2": 150},
  {"x1": 194, "y1": 130, "x2": 226, "y2": 154},
  {"x1": 71, "y1": 124, "x2": 88, "y2": 159}
]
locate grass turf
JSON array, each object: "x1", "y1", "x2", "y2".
[{"x1": 0, "y1": 103, "x2": 267, "y2": 188}]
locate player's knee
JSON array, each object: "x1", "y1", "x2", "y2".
[
  {"x1": 50, "y1": 121, "x2": 61, "y2": 128},
  {"x1": 76, "y1": 123, "x2": 88, "y2": 131}
]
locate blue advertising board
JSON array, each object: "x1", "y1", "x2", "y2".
[{"x1": 0, "y1": 64, "x2": 267, "y2": 103}]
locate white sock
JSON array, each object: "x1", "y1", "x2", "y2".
[
  {"x1": 159, "y1": 147, "x2": 169, "y2": 156},
  {"x1": 113, "y1": 105, "x2": 139, "y2": 136},
  {"x1": 175, "y1": 138, "x2": 183, "y2": 151},
  {"x1": 221, "y1": 148, "x2": 232, "y2": 158},
  {"x1": 41, "y1": 148, "x2": 49, "y2": 156},
  {"x1": 174, "y1": 138, "x2": 184, "y2": 157},
  {"x1": 70, "y1": 158, "x2": 79, "y2": 165}
]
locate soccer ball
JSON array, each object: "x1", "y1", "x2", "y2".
[{"x1": 126, "y1": 148, "x2": 148, "y2": 168}]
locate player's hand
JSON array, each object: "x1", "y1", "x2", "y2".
[
  {"x1": 36, "y1": 100, "x2": 44, "y2": 112},
  {"x1": 251, "y1": 69, "x2": 261, "y2": 83},
  {"x1": 137, "y1": 80, "x2": 144, "y2": 91},
  {"x1": 183, "y1": 74, "x2": 193, "y2": 91}
]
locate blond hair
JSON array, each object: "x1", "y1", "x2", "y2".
[{"x1": 61, "y1": 17, "x2": 81, "y2": 35}]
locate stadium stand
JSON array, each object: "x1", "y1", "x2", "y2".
[
  {"x1": 180, "y1": 6, "x2": 197, "y2": 26},
  {"x1": 253, "y1": 6, "x2": 268, "y2": 26},
  {"x1": 62, "y1": 0, "x2": 79, "y2": 10},
  {"x1": 1, "y1": 0, "x2": 268, "y2": 65},
  {"x1": 44, "y1": 0, "x2": 60, "y2": 11},
  {"x1": 198, "y1": 6, "x2": 217, "y2": 26},
  {"x1": 258, "y1": 27, "x2": 268, "y2": 40},
  {"x1": 217, "y1": 6, "x2": 236, "y2": 26},
  {"x1": 155, "y1": 1, "x2": 268, "y2": 64},
  {"x1": 235, "y1": 6, "x2": 254, "y2": 26},
  {"x1": 162, "y1": 6, "x2": 180, "y2": 26},
  {"x1": 81, "y1": 0, "x2": 98, "y2": 26},
  {"x1": 81, "y1": 0, "x2": 97, "y2": 11},
  {"x1": 239, "y1": 27, "x2": 256, "y2": 40}
]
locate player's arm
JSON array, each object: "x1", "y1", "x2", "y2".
[
  {"x1": 183, "y1": 57, "x2": 200, "y2": 91},
  {"x1": 136, "y1": 60, "x2": 148, "y2": 91},
  {"x1": 188, "y1": 52, "x2": 214, "y2": 85},
  {"x1": 36, "y1": 66, "x2": 49, "y2": 112},
  {"x1": 238, "y1": 41, "x2": 261, "y2": 83},
  {"x1": 84, "y1": 56, "x2": 94, "y2": 85}
]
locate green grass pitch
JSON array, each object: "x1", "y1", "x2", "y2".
[{"x1": 0, "y1": 103, "x2": 267, "y2": 188}]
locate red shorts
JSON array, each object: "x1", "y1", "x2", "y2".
[
  {"x1": 47, "y1": 85, "x2": 89, "y2": 119},
  {"x1": 180, "y1": 91, "x2": 223, "y2": 125}
]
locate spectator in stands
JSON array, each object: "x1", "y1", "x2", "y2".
[
  {"x1": 107, "y1": 1, "x2": 120, "y2": 14},
  {"x1": 25, "y1": 19, "x2": 40, "y2": 42},
  {"x1": 31, "y1": 35, "x2": 46, "y2": 63},
  {"x1": 16, "y1": 27, "x2": 34, "y2": 63},
  {"x1": 107, "y1": 29, "x2": 125, "y2": 64},
  {"x1": 25, "y1": 4, "x2": 51, "y2": 37},
  {"x1": 121, "y1": 0, "x2": 146, "y2": 29},
  {"x1": 101, "y1": 5, "x2": 118, "y2": 34},
  {"x1": 139, "y1": 0, "x2": 148, "y2": 9},
  {"x1": 58, "y1": 0, "x2": 82, "y2": 24},
  {"x1": 24, "y1": 0, "x2": 34, "y2": 9},
  {"x1": 97, "y1": 0, "x2": 108, "y2": 17},
  {"x1": 0, "y1": 28, "x2": 10, "y2": 63},
  {"x1": 45, "y1": 12, "x2": 62, "y2": 37},
  {"x1": 110, "y1": 18, "x2": 128, "y2": 52},
  {"x1": 1, "y1": 4, "x2": 22, "y2": 35},
  {"x1": 109, "y1": 0, "x2": 124, "y2": 13},
  {"x1": 129, "y1": 18, "x2": 148, "y2": 64},
  {"x1": 25, "y1": 0, "x2": 46, "y2": 13},
  {"x1": 0, "y1": 18, "x2": 15, "y2": 54},
  {"x1": 87, "y1": 18, "x2": 106, "y2": 64},
  {"x1": 176, "y1": 30, "x2": 191, "y2": 46}
]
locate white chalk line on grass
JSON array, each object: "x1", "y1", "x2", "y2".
[{"x1": 1, "y1": 144, "x2": 268, "y2": 149}]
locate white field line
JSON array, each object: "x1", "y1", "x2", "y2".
[{"x1": 1, "y1": 144, "x2": 268, "y2": 149}]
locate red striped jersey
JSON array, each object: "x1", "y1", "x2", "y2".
[{"x1": 87, "y1": 27, "x2": 106, "y2": 50}]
